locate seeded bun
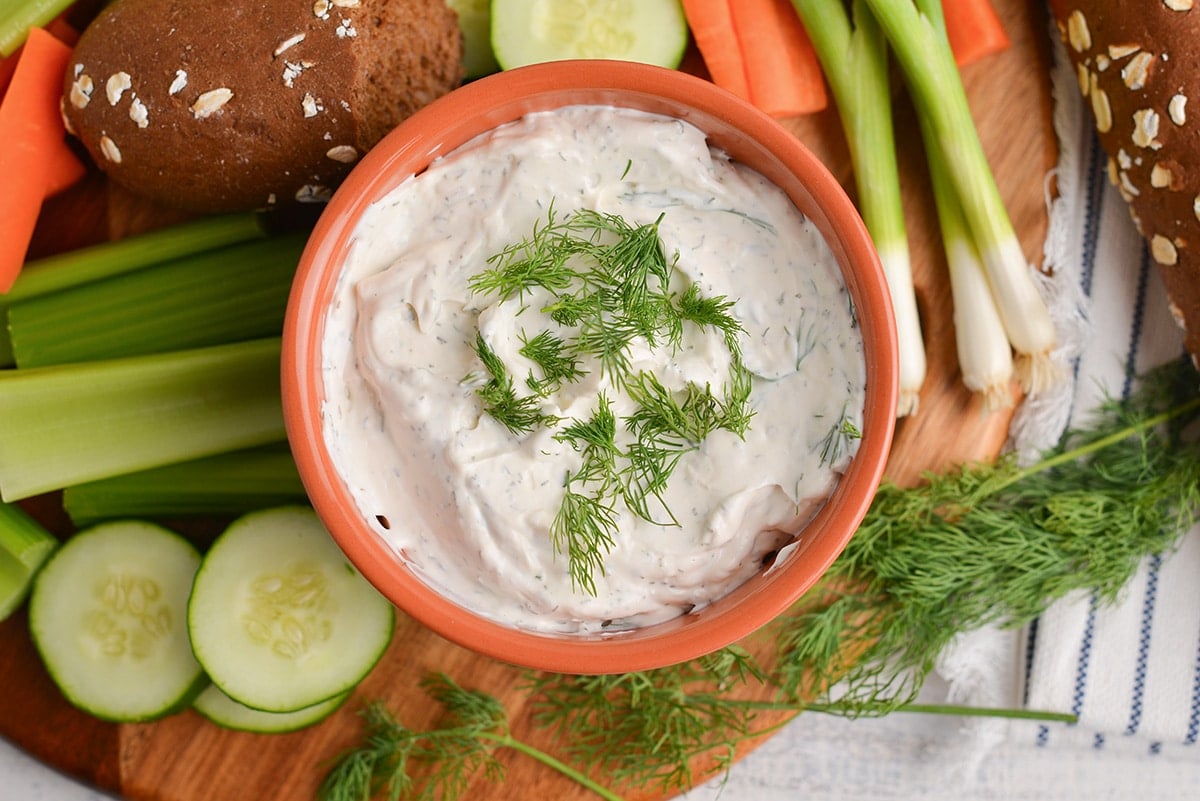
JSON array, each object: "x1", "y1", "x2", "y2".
[
  {"x1": 61, "y1": 0, "x2": 463, "y2": 214},
  {"x1": 1050, "y1": 1, "x2": 1200, "y2": 362}
]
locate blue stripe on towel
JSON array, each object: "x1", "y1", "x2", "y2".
[
  {"x1": 1071, "y1": 594, "x2": 1100, "y2": 720},
  {"x1": 1120, "y1": 251, "x2": 1154, "y2": 736},
  {"x1": 1185, "y1": 621, "x2": 1200, "y2": 744},
  {"x1": 1126, "y1": 553, "x2": 1162, "y2": 735}
]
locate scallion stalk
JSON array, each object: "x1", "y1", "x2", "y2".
[
  {"x1": 62, "y1": 444, "x2": 306, "y2": 527},
  {"x1": 8, "y1": 233, "x2": 305, "y2": 367},
  {"x1": 0, "y1": 337, "x2": 285, "y2": 502},
  {"x1": 0, "y1": 0, "x2": 73, "y2": 56},
  {"x1": 913, "y1": 0, "x2": 1013, "y2": 411},
  {"x1": 792, "y1": 0, "x2": 927, "y2": 416},
  {"x1": 0, "y1": 501, "x2": 57, "y2": 620},
  {"x1": 0, "y1": 212, "x2": 267, "y2": 366},
  {"x1": 862, "y1": 0, "x2": 1059, "y2": 395}
]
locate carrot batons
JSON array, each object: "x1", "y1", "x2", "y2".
[
  {"x1": 0, "y1": 27, "x2": 85, "y2": 292},
  {"x1": 683, "y1": 0, "x2": 1010, "y2": 118}
]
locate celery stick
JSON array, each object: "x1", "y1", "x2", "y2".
[
  {"x1": 0, "y1": 337, "x2": 285, "y2": 502},
  {"x1": 792, "y1": 0, "x2": 927, "y2": 416},
  {"x1": 0, "y1": 0, "x2": 73, "y2": 56},
  {"x1": 8, "y1": 233, "x2": 305, "y2": 367},
  {"x1": 0, "y1": 213, "x2": 267, "y2": 366},
  {"x1": 63, "y1": 445, "x2": 307, "y2": 527},
  {"x1": 0, "y1": 502, "x2": 58, "y2": 620}
]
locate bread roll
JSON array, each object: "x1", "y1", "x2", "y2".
[
  {"x1": 61, "y1": 0, "x2": 463, "y2": 214},
  {"x1": 1049, "y1": 1, "x2": 1200, "y2": 362}
]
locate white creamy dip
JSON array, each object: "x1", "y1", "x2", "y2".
[{"x1": 321, "y1": 105, "x2": 865, "y2": 634}]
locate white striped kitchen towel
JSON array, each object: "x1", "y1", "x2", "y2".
[{"x1": 1016, "y1": 30, "x2": 1200, "y2": 748}]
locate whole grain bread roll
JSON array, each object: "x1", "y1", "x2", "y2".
[
  {"x1": 62, "y1": 0, "x2": 463, "y2": 214},
  {"x1": 1050, "y1": 1, "x2": 1200, "y2": 363}
]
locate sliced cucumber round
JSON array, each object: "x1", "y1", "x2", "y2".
[
  {"x1": 490, "y1": 0, "x2": 689, "y2": 71},
  {"x1": 192, "y1": 683, "x2": 348, "y2": 733},
  {"x1": 187, "y1": 506, "x2": 394, "y2": 713},
  {"x1": 28, "y1": 520, "x2": 205, "y2": 722}
]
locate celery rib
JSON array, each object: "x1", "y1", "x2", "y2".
[
  {"x1": 0, "y1": 0, "x2": 74, "y2": 56},
  {"x1": 8, "y1": 234, "x2": 305, "y2": 367},
  {"x1": 62, "y1": 445, "x2": 306, "y2": 527},
  {"x1": 0, "y1": 338, "x2": 285, "y2": 502},
  {"x1": 1, "y1": 213, "x2": 267, "y2": 367},
  {"x1": 0, "y1": 502, "x2": 58, "y2": 620}
]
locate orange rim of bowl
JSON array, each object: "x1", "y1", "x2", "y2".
[{"x1": 282, "y1": 60, "x2": 899, "y2": 674}]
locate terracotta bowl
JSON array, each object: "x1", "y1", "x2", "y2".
[{"x1": 281, "y1": 60, "x2": 898, "y2": 674}]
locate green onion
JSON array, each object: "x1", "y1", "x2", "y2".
[
  {"x1": 0, "y1": 501, "x2": 57, "y2": 620},
  {"x1": 0, "y1": 0, "x2": 74, "y2": 56},
  {"x1": 62, "y1": 445, "x2": 306, "y2": 527},
  {"x1": 792, "y1": 0, "x2": 927, "y2": 416},
  {"x1": 0, "y1": 337, "x2": 285, "y2": 502},
  {"x1": 0, "y1": 212, "x2": 267, "y2": 366},
  {"x1": 862, "y1": 0, "x2": 1059, "y2": 395},
  {"x1": 914, "y1": 0, "x2": 1013, "y2": 410},
  {"x1": 8, "y1": 233, "x2": 305, "y2": 367}
]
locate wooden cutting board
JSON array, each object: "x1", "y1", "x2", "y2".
[{"x1": 0, "y1": 1, "x2": 1057, "y2": 799}]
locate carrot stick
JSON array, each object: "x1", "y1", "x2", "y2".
[
  {"x1": 681, "y1": 0, "x2": 751, "y2": 101},
  {"x1": 0, "y1": 18, "x2": 83, "y2": 198},
  {"x1": 944, "y1": 0, "x2": 1010, "y2": 67},
  {"x1": 731, "y1": 0, "x2": 828, "y2": 117},
  {"x1": 0, "y1": 28, "x2": 76, "y2": 291}
]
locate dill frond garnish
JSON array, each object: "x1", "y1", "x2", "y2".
[
  {"x1": 467, "y1": 206, "x2": 756, "y2": 595},
  {"x1": 471, "y1": 333, "x2": 559, "y2": 436},
  {"x1": 818, "y1": 405, "x2": 863, "y2": 467},
  {"x1": 519, "y1": 329, "x2": 585, "y2": 396}
]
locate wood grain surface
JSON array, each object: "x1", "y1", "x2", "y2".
[{"x1": 0, "y1": 1, "x2": 1057, "y2": 799}]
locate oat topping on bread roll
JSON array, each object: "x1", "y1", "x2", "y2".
[
  {"x1": 1050, "y1": 1, "x2": 1200, "y2": 362},
  {"x1": 62, "y1": 0, "x2": 464, "y2": 214}
]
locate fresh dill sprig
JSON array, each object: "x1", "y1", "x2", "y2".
[
  {"x1": 519, "y1": 329, "x2": 585, "y2": 396},
  {"x1": 468, "y1": 206, "x2": 756, "y2": 595},
  {"x1": 551, "y1": 396, "x2": 620, "y2": 595},
  {"x1": 526, "y1": 646, "x2": 769, "y2": 795},
  {"x1": 818, "y1": 406, "x2": 863, "y2": 467},
  {"x1": 774, "y1": 357, "x2": 1200, "y2": 712},
  {"x1": 318, "y1": 673, "x2": 622, "y2": 801},
  {"x1": 471, "y1": 333, "x2": 558, "y2": 436}
]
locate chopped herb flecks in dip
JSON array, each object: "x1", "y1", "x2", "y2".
[{"x1": 321, "y1": 105, "x2": 865, "y2": 634}]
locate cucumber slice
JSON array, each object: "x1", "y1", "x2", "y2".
[
  {"x1": 490, "y1": 0, "x2": 689, "y2": 71},
  {"x1": 28, "y1": 520, "x2": 205, "y2": 722},
  {"x1": 192, "y1": 683, "x2": 348, "y2": 733},
  {"x1": 187, "y1": 506, "x2": 394, "y2": 713},
  {"x1": 446, "y1": 0, "x2": 501, "y2": 78}
]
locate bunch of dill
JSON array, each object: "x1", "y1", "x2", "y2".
[{"x1": 774, "y1": 357, "x2": 1200, "y2": 712}]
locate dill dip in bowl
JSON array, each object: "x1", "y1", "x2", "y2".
[{"x1": 282, "y1": 60, "x2": 898, "y2": 674}]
